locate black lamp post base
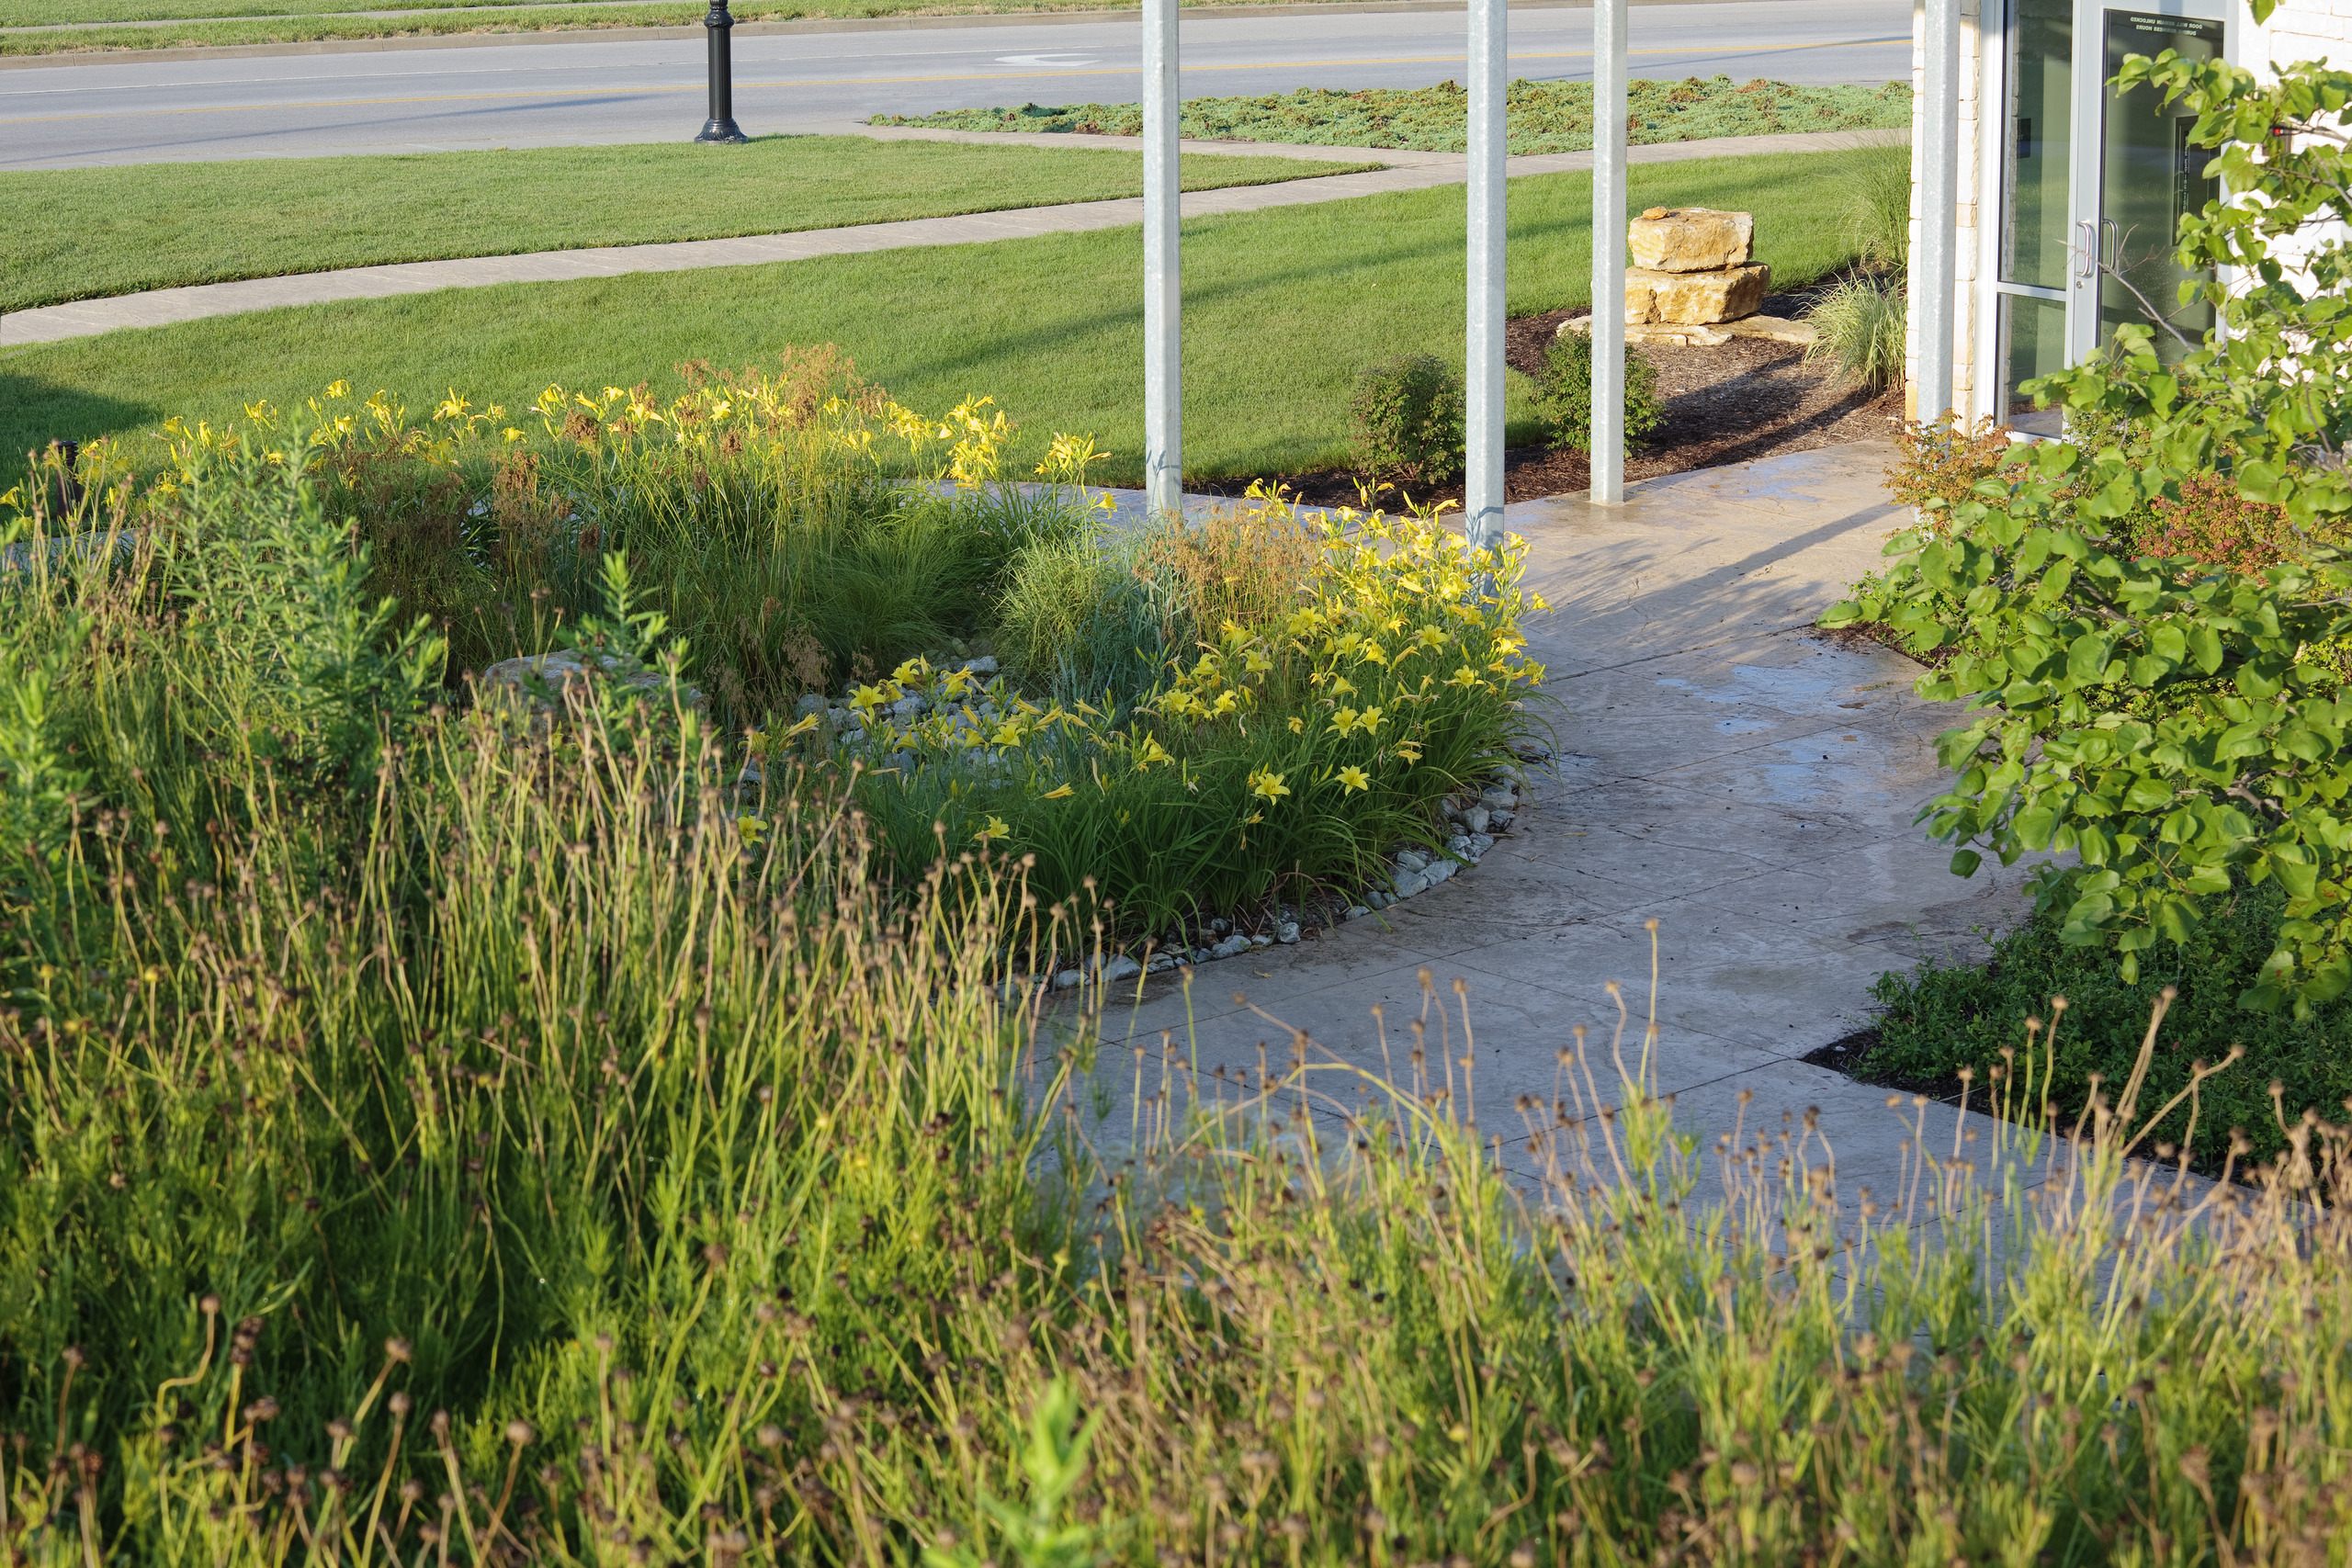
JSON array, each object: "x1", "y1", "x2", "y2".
[{"x1": 695, "y1": 118, "x2": 748, "y2": 143}]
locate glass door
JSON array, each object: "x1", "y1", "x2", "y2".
[
  {"x1": 2066, "y1": 0, "x2": 2227, "y2": 364},
  {"x1": 1991, "y1": 0, "x2": 2075, "y2": 434}
]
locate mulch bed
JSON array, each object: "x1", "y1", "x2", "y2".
[{"x1": 1200, "y1": 283, "x2": 1905, "y2": 511}]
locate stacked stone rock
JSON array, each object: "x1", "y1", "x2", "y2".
[{"x1": 1564, "y1": 206, "x2": 1815, "y2": 348}]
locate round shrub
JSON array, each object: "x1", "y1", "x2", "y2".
[
  {"x1": 1534, "y1": 329, "x2": 1666, "y2": 454},
  {"x1": 1349, "y1": 353, "x2": 1464, "y2": 485}
]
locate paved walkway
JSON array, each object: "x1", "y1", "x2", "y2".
[
  {"x1": 1090, "y1": 442, "x2": 2036, "y2": 1203},
  {"x1": 0, "y1": 125, "x2": 1899, "y2": 346}
]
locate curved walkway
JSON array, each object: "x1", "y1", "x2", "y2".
[
  {"x1": 0, "y1": 124, "x2": 1900, "y2": 346},
  {"x1": 1099, "y1": 441, "x2": 2037, "y2": 1201}
]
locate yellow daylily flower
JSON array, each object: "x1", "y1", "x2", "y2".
[
  {"x1": 1287, "y1": 716, "x2": 1305, "y2": 735},
  {"x1": 1335, "y1": 765, "x2": 1371, "y2": 793},
  {"x1": 1395, "y1": 742, "x2": 1423, "y2": 764},
  {"x1": 1040, "y1": 783, "x2": 1076, "y2": 800},
  {"x1": 973, "y1": 815, "x2": 1012, "y2": 846},
  {"x1": 1248, "y1": 768, "x2": 1290, "y2": 802}
]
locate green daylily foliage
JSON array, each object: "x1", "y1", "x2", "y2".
[{"x1": 1826, "y1": 36, "x2": 2352, "y2": 1014}]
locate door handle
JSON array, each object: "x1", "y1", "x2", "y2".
[
  {"x1": 2075, "y1": 219, "x2": 2098, "y2": 279},
  {"x1": 2101, "y1": 218, "x2": 2120, "y2": 271}
]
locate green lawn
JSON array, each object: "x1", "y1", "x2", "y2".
[
  {"x1": 6, "y1": 0, "x2": 1207, "y2": 56},
  {"x1": 880, "y1": 76, "x2": 1915, "y2": 154},
  {"x1": 2, "y1": 149, "x2": 1862, "y2": 489},
  {"x1": 1, "y1": 138, "x2": 1357, "y2": 314}
]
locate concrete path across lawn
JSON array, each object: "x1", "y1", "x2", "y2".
[
  {"x1": 0, "y1": 125, "x2": 1899, "y2": 347},
  {"x1": 1087, "y1": 440, "x2": 2037, "y2": 1207}
]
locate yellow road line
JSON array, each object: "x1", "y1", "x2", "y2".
[{"x1": 0, "y1": 35, "x2": 1905, "y2": 123}]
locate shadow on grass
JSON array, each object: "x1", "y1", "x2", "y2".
[{"x1": 0, "y1": 368, "x2": 159, "y2": 491}]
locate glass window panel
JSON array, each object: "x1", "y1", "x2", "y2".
[
  {"x1": 2000, "y1": 294, "x2": 2069, "y2": 435},
  {"x1": 2099, "y1": 12, "x2": 2222, "y2": 361},
  {"x1": 2001, "y1": 0, "x2": 2073, "y2": 288}
]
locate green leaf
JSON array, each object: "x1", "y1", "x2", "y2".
[
  {"x1": 2186, "y1": 623, "x2": 2223, "y2": 673},
  {"x1": 1950, "y1": 849, "x2": 1984, "y2": 878}
]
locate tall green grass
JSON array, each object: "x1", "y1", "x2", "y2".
[{"x1": 7, "y1": 396, "x2": 2350, "y2": 1567}]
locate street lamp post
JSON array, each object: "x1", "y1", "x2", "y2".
[{"x1": 695, "y1": 0, "x2": 748, "y2": 144}]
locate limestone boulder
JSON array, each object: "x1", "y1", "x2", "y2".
[
  {"x1": 1628, "y1": 207, "x2": 1756, "y2": 273},
  {"x1": 1626, "y1": 263, "x2": 1771, "y2": 325},
  {"x1": 478, "y1": 647, "x2": 705, "y2": 734}
]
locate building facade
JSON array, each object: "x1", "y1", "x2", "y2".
[{"x1": 1905, "y1": 0, "x2": 2346, "y2": 424}]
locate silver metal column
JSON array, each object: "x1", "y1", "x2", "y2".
[
  {"x1": 1914, "y1": 0, "x2": 1960, "y2": 421},
  {"x1": 1589, "y1": 0, "x2": 1628, "y2": 504},
  {"x1": 1142, "y1": 0, "x2": 1182, "y2": 516},
  {"x1": 1464, "y1": 0, "x2": 1507, "y2": 550}
]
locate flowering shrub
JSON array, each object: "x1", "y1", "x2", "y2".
[{"x1": 834, "y1": 498, "x2": 1550, "y2": 933}]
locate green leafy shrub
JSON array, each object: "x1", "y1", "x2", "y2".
[
  {"x1": 1804, "y1": 273, "x2": 1908, "y2": 389},
  {"x1": 1826, "y1": 42, "x2": 2352, "y2": 1013},
  {"x1": 1349, "y1": 353, "x2": 1464, "y2": 485},
  {"x1": 1533, "y1": 328, "x2": 1666, "y2": 454}
]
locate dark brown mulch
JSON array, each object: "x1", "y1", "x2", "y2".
[{"x1": 1198, "y1": 283, "x2": 1905, "y2": 511}]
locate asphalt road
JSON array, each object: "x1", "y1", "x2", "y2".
[{"x1": 1, "y1": 0, "x2": 1910, "y2": 167}]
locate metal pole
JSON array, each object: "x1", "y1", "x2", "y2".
[
  {"x1": 1589, "y1": 0, "x2": 1627, "y2": 503},
  {"x1": 1142, "y1": 0, "x2": 1182, "y2": 518},
  {"x1": 1915, "y1": 0, "x2": 1960, "y2": 420},
  {"x1": 1464, "y1": 0, "x2": 1507, "y2": 551},
  {"x1": 695, "y1": 0, "x2": 746, "y2": 143}
]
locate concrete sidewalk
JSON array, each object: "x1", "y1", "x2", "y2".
[
  {"x1": 0, "y1": 125, "x2": 1898, "y2": 347},
  {"x1": 1086, "y1": 441, "x2": 2035, "y2": 1202}
]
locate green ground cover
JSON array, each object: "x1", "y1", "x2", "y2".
[
  {"x1": 877, "y1": 73, "x2": 1914, "y2": 152},
  {"x1": 0, "y1": 138, "x2": 1358, "y2": 315},
  {"x1": 4, "y1": 383, "x2": 2349, "y2": 1565},
  {"x1": 1863, "y1": 883, "x2": 2352, "y2": 1164},
  {"x1": 1, "y1": 149, "x2": 1861, "y2": 489},
  {"x1": 5, "y1": 0, "x2": 1218, "y2": 57}
]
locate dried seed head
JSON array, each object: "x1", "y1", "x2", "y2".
[
  {"x1": 505, "y1": 1420, "x2": 536, "y2": 1448},
  {"x1": 385, "y1": 1337, "x2": 413, "y2": 1364}
]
